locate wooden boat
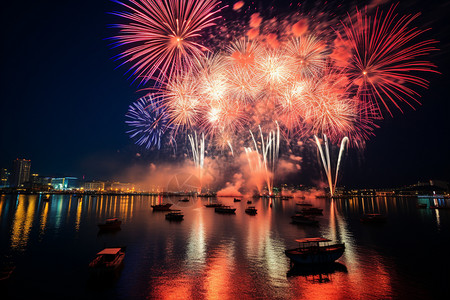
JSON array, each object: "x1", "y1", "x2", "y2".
[
  {"x1": 98, "y1": 218, "x2": 122, "y2": 230},
  {"x1": 205, "y1": 203, "x2": 223, "y2": 208},
  {"x1": 300, "y1": 207, "x2": 323, "y2": 215},
  {"x1": 89, "y1": 247, "x2": 125, "y2": 277},
  {"x1": 151, "y1": 203, "x2": 173, "y2": 211},
  {"x1": 179, "y1": 198, "x2": 189, "y2": 202},
  {"x1": 360, "y1": 213, "x2": 387, "y2": 223},
  {"x1": 245, "y1": 206, "x2": 257, "y2": 215},
  {"x1": 233, "y1": 198, "x2": 241, "y2": 202},
  {"x1": 291, "y1": 214, "x2": 319, "y2": 225},
  {"x1": 285, "y1": 238, "x2": 345, "y2": 265},
  {"x1": 165, "y1": 210, "x2": 184, "y2": 221},
  {"x1": 215, "y1": 206, "x2": 236, "y2": 214}
]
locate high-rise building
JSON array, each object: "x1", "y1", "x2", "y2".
[
  {"x1": 1, "y1": 168, "x2": 10, "y2": 187},
  {"x1": 10, "y1": 159, "x2": 31, "y2": 188}
]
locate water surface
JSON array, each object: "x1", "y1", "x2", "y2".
[{"x1": 0, "y1": 194, "x2": 448, "y2": 299}]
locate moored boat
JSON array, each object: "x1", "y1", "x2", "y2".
[
  {"x1": 247, "y1": 200, "x2": 252, "y2": 204},
  {"x1": 360, "y1": 213, "x2": 387, "y2": 223},
  {"x1": 245, "y1": 206, "x2": 257, "y2": 215},
  {"x1": 285, "y1": 238, "x2": 345, "y2": 265},
  {"x1": 233, "y1": 198, "x2": 241, "y2": 202},
  {"x1": 165, "y1": 210, "x2": 184, "y2": 221},
  {"x1": 300, "y1": 207, "x2": 323, "y2": 215},
  {"x1": 215, "y1": 206, "x2": 236, "y2": 214},
  {"x1": 179, "y1": 198, "x2": 189, "y2": 202},
  {"x1": 42, "y1": 194, "x2": 51, "y2": 202},
  {"x1": 98, "y1": 218, "x2": 122, "y2": 231},
  {"x1": 417, "y1": 203, "x2": 427, "y2": 208},
  {"x1": 205, "y1": 203, "x2": 223, "y2": 208},
  {"x1": 291, "y1": 214, "x2": 319, "y2": 225},
  {"x1": 89, "y1": 247, "x2": 125, "y2": 277},
  {"x1": 151, "y1": 203, "x2": 173, "y2": 211},
  {"x1": 296, "y1": 202, "x2": 313, "y2": 206}
]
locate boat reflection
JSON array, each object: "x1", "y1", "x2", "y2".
[{"x1": 287, "y1": 262, "x2": 348, "y2": 280}]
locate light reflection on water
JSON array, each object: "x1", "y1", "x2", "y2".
[{"x1": 0, "y1": 194, "x2": 449, "y2": 299}]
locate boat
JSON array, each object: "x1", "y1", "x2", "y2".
[
  {"x1": 205, "y1": 203, "x2": 223, "y2": 208},
  {"x1": 215, "y1": 206, "x2": 236, "y2": 214},
  {"x1": 300, "y1": 207, "x2": 323, "y2": 215},
  {"x1": 151, "y1": 203, "x2": 173, "y2": 211},
  {"x1": 360, "y1": 213, "x2": 387, "y2": 223},
  {"x1": 245, "y1": 206, "x2": 257, "y2": 215},
  {"x1": 417, "y1": 203, "x2": 427, "y2": 208},
  {"x1": 89, "y1": 247, "x2": 125, "y2": 277},
  {"x1": 281, "y1": 196, "x2": 292, "y2": 200},
  {"x1": 179, "y1": 198, "x2": 189, "y2": 202},
  {"x1": 247, "y1": 200, "x2": 252, "y2": 204},
  {"x1": 98, "y1": 218, "x2": 122, "y2": 231},
  {"x1": 42, "y1": 194, "x2": 51, "y2": 201},
  {"x1": 285, "y1": 238, "x2": 345, "y2": 265},
  {"x1": 165, "y1": 210, "x2": 184, "y2": 221},
  {"x1": 291, "y1": 214, "x2": 319, "y2": 225},
  {"x1": 296, "y1": 202, "x2": 313, "y2": 206},
  {"x1": 233, "y1": 198, "x2": 241, "y2": 202}
]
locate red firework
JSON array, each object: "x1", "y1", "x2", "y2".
[
  {"x1": 111, "y1": 0, "x2": 222, "y2": 85},
  {"x1": 338, "y1": 4, "x2": 439, "y2": 116}
]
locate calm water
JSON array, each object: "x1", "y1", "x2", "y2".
[{"x1": 1, "y1": 193, "x2": 449, "y2": 299}]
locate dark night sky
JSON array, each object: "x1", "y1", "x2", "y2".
[{"x1": 0, "y1": 0, "x2": 449, "y2": 188}]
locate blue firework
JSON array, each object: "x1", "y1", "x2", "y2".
[{"x1": 125, "y1": 95, "x2": 170, "y2": 149}]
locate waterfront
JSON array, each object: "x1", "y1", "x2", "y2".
[{"x1": 1, "y1": 194, "x2": 449, "y2": 299}]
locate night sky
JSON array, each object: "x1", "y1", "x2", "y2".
[{"x1": 0, "y1": 0, "x2": 449, "y2": 188}]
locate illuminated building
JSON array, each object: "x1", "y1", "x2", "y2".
[
  {"x1": 1, "y1": 168, "x2": 10, "y2": 187},
  {"x1": 51, "y1": 177, "x2": 79, "y2": 190},
  {"x1": 10, "y1": 159, "x2": 31, "y2": 188},
  {"x1": 84, "y1": 181, "x2": 105, "y2": 191}
]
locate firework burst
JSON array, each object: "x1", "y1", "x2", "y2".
[
  {"x1": 111, "y1": 0, "x2": 222, "y2": 84},
  {"x1": 338, "y1": 4, "x2": 439, "y2": 116},
  {"x1": 125, "y1": 95, "x2": 169, "y2": 149}
]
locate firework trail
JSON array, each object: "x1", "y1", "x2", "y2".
[
  {"x1": 111, "y1": 0, "x2": 222, "y2": 84},
  {"x1": 188, "y1": 131, "x2": 205, "y2": 192},
  {"x1": 314, "y1": 135, "x2": 348, "y2": 197},
  {"x1": 125, "y1": 95, "x2": 169, "y2": 149},
  {"x1": 245, "y1": 123, "x2": 280, "y2": 195}
]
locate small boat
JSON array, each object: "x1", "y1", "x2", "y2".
[
  {"x1": 89, "y1": 247, "x2": 125, "y2": 277},
  {"x1": 98, "y1": 218, "x2": 122, "y2": 231},
  {"x1": 179, "y1": 198, "x2": 189, "y2": 202},
  {"x1": 430, "y1": 205, "x2": 448, "y2": 209},
  {"x1": 300, "y1": 207, "x2": 323, "y2": 215},
  {"x1": 151, "y1": 203, "x2": 173, "y2": 211},
  {"x1": 205, "y1": 203, "x2": 223, "y2": 208},
  {"x1": 281, "y1": 196, "x2": 292, "y2": 200},
  {"x1": 360, "y1": 214, "x2": 387, "y2": 223},
  {"x1": 215, "y1": 206, "x2": 236, "y2": 214},
  {"x1": 296, "y1": 202, "x2": 313, "y2": 206},
  {"x1": 417, "y1": 203, "x2": 427, "y2": 208},
  {"x1": 42, "y1": 194, "x2": 51, "y2": 202},
  {"x1": 165, "y1": 210, "x2": 184, "y2": 221},
  {"x1": 233, "y1": 198, "x2": 241, "y2": 202},
  {"x1": 247, "y1": 200, "x2": 252, "y2": 204},
  {"x1": 245, "y1": 206, "x2": 257, "y2": 215},
  {"x1": 285, "y1": 238, "x2": 345, "y2": 265},
  {"x1": 291, "y1": 214, "x2": 319, "y2": 225},
  {"x1": 0, "y1": 265, "x2": 15, "y2": 282}
]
